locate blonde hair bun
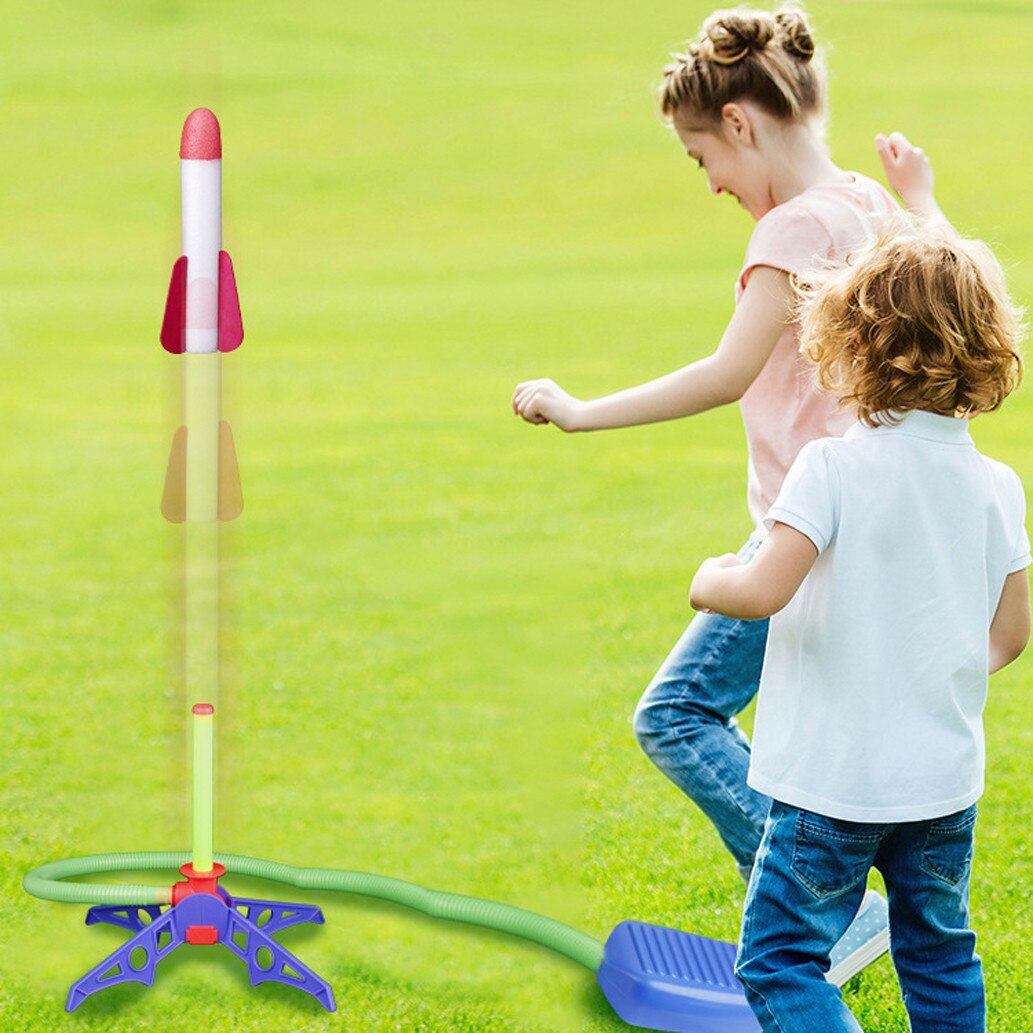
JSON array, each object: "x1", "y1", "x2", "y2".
[
  {"x1": 775, "y1": 10, "x2": 815, "y2": 61},
  {"x1": 700, "y1": 12, "x2": 776, "y2": 65}
]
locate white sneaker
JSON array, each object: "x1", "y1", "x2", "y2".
[{"x1": 826, "y1": 889, "x2": 891, "y2": 986}]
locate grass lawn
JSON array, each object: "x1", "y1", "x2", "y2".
[{"x1": 2, "y1": 1, "x2": 1031, "y2": 1030}]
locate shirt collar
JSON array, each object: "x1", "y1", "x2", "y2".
[{"x1": 843, "y1": 410, "x2": 974, "y2": 444}]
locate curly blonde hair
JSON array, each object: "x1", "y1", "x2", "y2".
[
  {"x1": 659, "y1": 6, "x2": 824, "y2": 127},
  {"x1": 797, "y1": 221, "x2": 1024, "y2": 426}
]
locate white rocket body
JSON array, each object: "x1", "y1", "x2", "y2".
[{"x1": 181, "y1": 158, "x2": 222, "y2": 354}]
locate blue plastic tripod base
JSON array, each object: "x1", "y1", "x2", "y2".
[
  {"x1": 68, "y1": 893, "x2": 335, "y2": 1013},
  {"x1": 596, "y1": 921, "x2": 760, "y2": 1033}
]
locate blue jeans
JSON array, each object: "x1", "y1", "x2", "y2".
[
  {"x1": 737, "y1": 801, "x2": 984, "y2": 1033},
  {"x1": 633, "y1": 534, "x2": 771, "y2": 877}
]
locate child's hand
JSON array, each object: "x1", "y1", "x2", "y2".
[
  {"x1": 689, "y1": 553, "x2": 743, "y2": 613},
  {"x1": 512, "y1": 378, "x2": 585, "y2": 432},
  {"x1": 875, "y1": 132, "x2": 940, "y2": 219}
]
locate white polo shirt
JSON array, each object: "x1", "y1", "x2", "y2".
[{"x1": 748, "y1": 410, "x2": 1031, "y2": 823}]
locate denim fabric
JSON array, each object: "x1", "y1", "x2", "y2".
[
  {"x1": 736, "y1": 801, "x2": 984, "y2": 1033},
  {"x1": 633, "y1": 534, "x2": 771, "y2": 874}
]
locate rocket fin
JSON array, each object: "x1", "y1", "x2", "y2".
[
  {"x1": 161, "y1": 256, "x2": 188, "y2": 353},
  {"x1": 218, "y1": 420, "x2": 243, "y2": 520},
  {"x1": 217, "y1": 250, "x2": 243, "y2": 352},
  {"x1": 162, "y1": 426, "x2": 187, "y2": 522}
]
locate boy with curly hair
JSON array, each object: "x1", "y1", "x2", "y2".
[{"x1": 689, "y1": 221, "x2": 1030, "y2": 1032}]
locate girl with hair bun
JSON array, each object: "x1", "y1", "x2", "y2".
[{"x1": 513, "y1": 4, "x2": 944, "y2": 985}]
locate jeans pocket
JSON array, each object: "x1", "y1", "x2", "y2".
[
  {"x1": 790, "y1": 811, "x2": 881, "y2": 901},
  {"x1": 920, "y1": 805, "x2": 977, "y2": 887}
]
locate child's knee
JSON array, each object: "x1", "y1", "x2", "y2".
[
  {"x1": 631, "y1": 691, "x2": 665, "y2": 748},
  {"x1": 733, "y1": 943, "x2": 781, "y2": 1001},
  {"x1": 632, "y1": 684, "x2": 712, "y2": 755}
]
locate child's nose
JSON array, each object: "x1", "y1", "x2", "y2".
[{"x1": 708, "y1": 178, "x2": 722, "y2": 196}]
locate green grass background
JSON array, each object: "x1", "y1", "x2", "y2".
[{"x1": 2, "y1": 1, "x2": 1031, "y2": 1030}]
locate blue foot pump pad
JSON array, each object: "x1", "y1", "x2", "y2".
[{"x1": 596, "y1": 921, "x2": 760, "y2": 1032}]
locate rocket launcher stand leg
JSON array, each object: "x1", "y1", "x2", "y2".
[
  {"x1": 85, "y1": 903, "x2": 164, "y2": 933},
  {"x1": 227, "y1": 896, "x2": 326, "y2": 937},
  {"x1": 67, "y1": 904, "x2": 179, "y2": 1011}
]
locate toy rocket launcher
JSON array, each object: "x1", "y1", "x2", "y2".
[
  {"x1": 161, "y1": 107, "x2": 243, "y2": 523},
  {"x1": 64, "y1": 705, "x2": 335, "y2": 1013}
]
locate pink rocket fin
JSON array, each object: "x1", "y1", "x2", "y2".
[
  {"x1": 161, "y1": 256, "x2": 188, "y2": 353},
  {"x1": 162, "y1": 426, "x2": 187, "y2": 522},
  {"x1": 160, "y1": 422, "x2": 242, "y2": 522},
  {"x1": 218, "y1": 420, "x2": 243, "y2": 520},
  {"x1": 217, "y1": 250, "x2": 243, "y2": 352}
]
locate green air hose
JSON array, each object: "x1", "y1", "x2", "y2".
[{"x1": 23, "y1": 851, "x2": 606, "y2": 972}]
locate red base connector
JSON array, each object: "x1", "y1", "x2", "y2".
[
  {"x1": 171, "y1": 862, "x2": 227, "y2": 905},
  {"x1": 185, "y1": 924, "x2": 219, "y2": 944}
]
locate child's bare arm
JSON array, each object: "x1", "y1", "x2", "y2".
[
  {"x1": 511, "y1": 266, "x2": 792, "y2": 431},
  {"x1": 689, "y1": 522, "x2": 818, "y2": 621},
  {"x1": 875, "y1": 132, "x2": 947, "y2": 223},
  {"x1": 989, "y1": 569, "x2": 1031, "y2": 673}
]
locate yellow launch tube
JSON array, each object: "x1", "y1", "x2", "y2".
[{"x1": 191, "y1": 703, "x2": 215, "y2": 873}]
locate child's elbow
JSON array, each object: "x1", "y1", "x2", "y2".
[
  {"x1": 989, "y1": 627, "x2": 1030, "y2": 673},
  {"x1": 714, "y1": 373, "x2": 750, "y2": 406},
  {"x1": 1001, "y1": 630, "x2": 1030, "y2": 666},
  {"x1": 743, "y1": 584, "x2": 797, "y2": 621},
  {"x1": 727, "y1": 589, "x2": 790, "y2": 621},
  {"x1": 1017, "y1": 622, "x2": 1032, "y2": 656}
]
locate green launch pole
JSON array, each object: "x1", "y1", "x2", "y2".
[{"x1": 191, "y1": 702, "x2": 215, "y2": 872}]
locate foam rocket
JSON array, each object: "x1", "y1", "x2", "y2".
[{"x1": 161, "y1": 107, "x2": 243, "y2": 522}]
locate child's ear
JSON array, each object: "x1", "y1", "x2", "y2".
[{"x1": 720, "y1": 102, "x2": 754, "y2": 144}]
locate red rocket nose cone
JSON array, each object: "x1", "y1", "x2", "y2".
[{"x1": 180, "y1": 108, "x2": 222, "y2": 159}]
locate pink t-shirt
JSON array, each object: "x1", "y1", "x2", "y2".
[{"x1": 736, "y1": 172, "x2": 898, "y2": 527}]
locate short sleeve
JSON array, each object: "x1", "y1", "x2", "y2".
[
  {"x1": 1010, "y1": 525, "x2": 1031, "y2": 573},
  {"x1": 763, "y1": 440, "x2": 840, "y2": 554},
  {"x1": 1008, "y1": 473, "x2": 1031, "y2": 573},
  {"x1": 738, "y1": 203, "x2": 834, "y2": 294}
]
